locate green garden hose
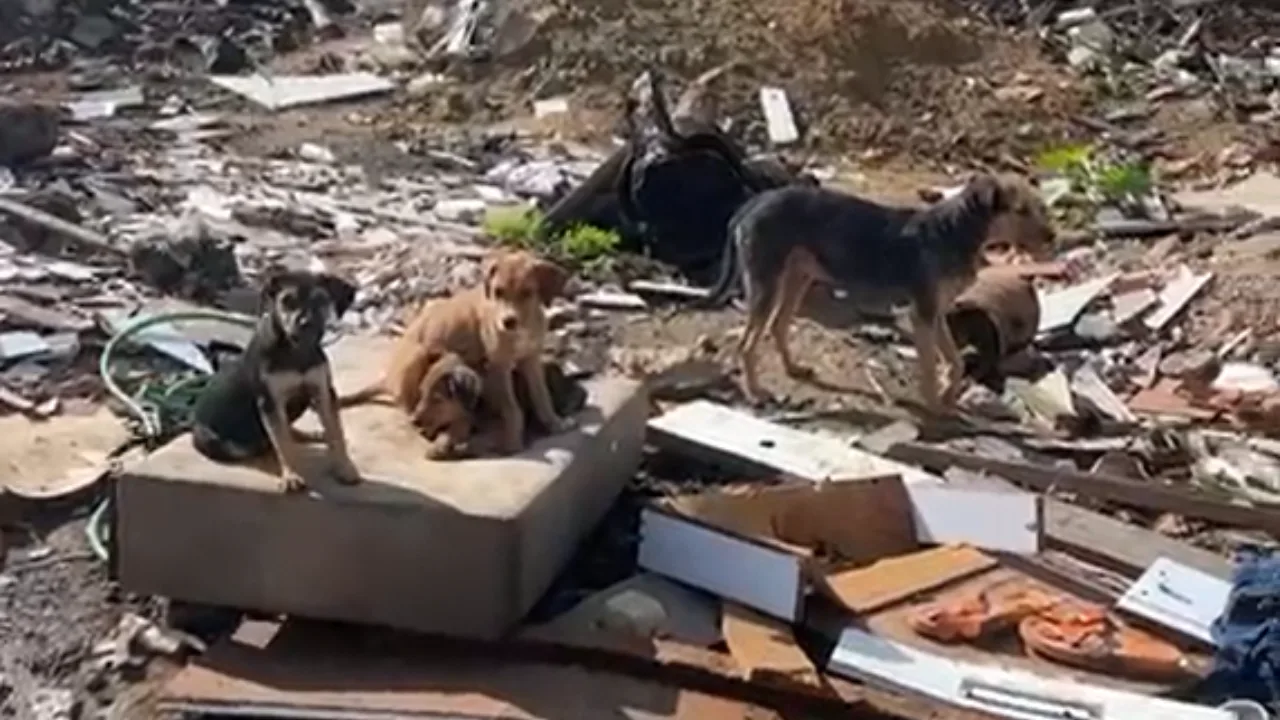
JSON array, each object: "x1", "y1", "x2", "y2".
[{"x1": 87, "y1": 310, "x2": 258, "y2": 561}]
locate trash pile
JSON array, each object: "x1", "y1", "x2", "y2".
[
  {"x1": 7, "y1": 1, "x2": 1280, "y2": 718},
  {"x1": 0, "y1": 0, "x2": 362, "y2": 76}
]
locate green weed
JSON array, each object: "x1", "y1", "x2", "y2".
[
  {"x1": 1035, "y1": 142, "x2": 1153, "y2": 217},
  {"x1": 481, "y1": 205, "x2": 621, "y2": 266}
]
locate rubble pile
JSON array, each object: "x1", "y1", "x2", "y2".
[
  {"x1": 0, "y1": 0, "x2": 357, "y2": 74},
  {"x1": 8, "y1": 1, "x2": 1280, "y2": 718},
  {"x1": 389, "y1": 0, "x2": 1280, "y2": 170}
]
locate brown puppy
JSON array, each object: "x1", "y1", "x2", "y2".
[
  {"x1": 341, "y1": 249, "x2": 573, "y2": 454},
  {"x1": 411, "y1": 351, "x2": 484, "y2": 459},
  {"x1": 700, "y1": 173, "x2": 1055, "y2": 411}
]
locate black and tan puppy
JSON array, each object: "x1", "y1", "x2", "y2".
[
  {"x1": 700, "y1": 173, "x2": 1055, "y2": 412},
  {"x1": 192, "y1": 269, "x2": 360, "y2": 492}
]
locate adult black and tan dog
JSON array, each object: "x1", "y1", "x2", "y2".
[
  {"x1": 700, "y1": 174, "x2": 1055, "y2": 412},
  {"x1": 192, "y1": 269, "x2": 360, "y2": 492}
]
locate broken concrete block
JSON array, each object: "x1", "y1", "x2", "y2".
[{"x1": 116, "y1": 335, "x2": 648, "y2": 639}]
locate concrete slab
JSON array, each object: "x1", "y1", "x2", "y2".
[{"x1": 116, "y1": 335, "x2": 647, "y2": 639}]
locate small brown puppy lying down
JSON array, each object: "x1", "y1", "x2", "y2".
[
  {"x1": 404, "y1": 350, "x2": 484, "y2": 459},
  {"x1": 341, "y1": 249, "x2": 574, "y2": 455}
]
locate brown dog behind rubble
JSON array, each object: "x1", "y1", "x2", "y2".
[{"x1": 340, "y1": 249, "x2": 574, "y2": 455}]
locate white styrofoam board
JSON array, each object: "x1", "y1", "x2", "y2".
[
  {"x1": 905, "y1": 484, "x2": 1042, "y2": 554},
  {"x1": 830, "y1": 627, "x2": 1232, "y2": 720},
  {"x1": 758, "y1": 87, "x2": 799, "y2": 145},
  {"x1": 636, "y1": 508, "x2": 804, "y2": 622},
  {"x1": 647, "y1": 400, "x2": 940, "y2": 485},
  {"x1": 1116, "y1": 557, "x2": 1232, "y2": 646},
  {"x1": 208, "y1": 73, "x2": 396, "y2": 111}
]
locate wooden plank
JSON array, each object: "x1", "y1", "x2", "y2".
[
  {"x1": 886, "y1": 442, "x2": 1280, "y2": 533},
  {"x1": 1044, "y1": 500, "x2": 1233, "y2": 580},
  {"x1": 720, "y1": 603, "x2": 830, "y2": 697},
  {"x1": 822, "y1": 546, "x2": 997, "y2": 614}
]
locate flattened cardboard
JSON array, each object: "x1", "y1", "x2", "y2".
[
  {"x1": 823, "y1": 545, "x2": 998, "y2": 614},
  {"x1": 638, "y1": 477, "x2": 916, "y2": 622},
  {"x1": 720, "y1": 602, "x2": 831, "y2": 697},
  {"x1": 661, "y1": 476, "x2": 918, "y2": 567}
]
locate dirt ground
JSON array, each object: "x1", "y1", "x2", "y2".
[{"x1": 4, "y1": 0, "x2": 1280, "y2": 714}]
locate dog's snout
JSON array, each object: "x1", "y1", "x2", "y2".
[{"x1": 501, "y1": 315, "x2": 518, "y2": 331}]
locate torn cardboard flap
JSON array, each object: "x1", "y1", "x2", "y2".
[
  {"x1": 720, "y1": 602, "x2": 831, "y2": 698},
  {"x1": 660, "y1": 476, "x2": 916, "y2": 565},
  {"x1": 638, "y1": 475, "x2": 1042, "y2": 622}
]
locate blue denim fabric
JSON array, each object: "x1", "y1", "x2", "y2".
[{"x1": 1201, "y1": 545, "x2": 1280, "y2": 711}]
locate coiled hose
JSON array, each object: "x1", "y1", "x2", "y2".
[{"x1": 87, "y1": 310, "x2": 258, "y2": 561}]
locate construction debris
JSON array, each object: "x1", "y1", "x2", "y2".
[{"x1": 9, "y1": 1, "x2": 1280, "y2": 718}]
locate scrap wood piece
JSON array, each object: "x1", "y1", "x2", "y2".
[
  {"x1": 647, "y1": 399, "x2": 940, "y2": 484},
  {"x1": 0, "y1": 294, "x2": 94, "y2": 333},
  {"x1": 886, "y1": 441, "x2": 1280, "y2": 534},
  {"x1": 1127, "y1": 379, "x2": 1220, "y2": 421},
  {"x1": 0, "y1": 196, "x2": 124, "y2": 258},
  {"x1": 1044, "y1": 500, "x2": 1232, "y2": 582},
  {"x1": 720, "y1": 603, "x2": 831, "y2": 697},
  {"x1": 828, "y1": 627, "x2": 1234, "y2": 720},
  {"x1": 823, "y1": 545, "x2": 998, "y2": 615},
  {"x1": 169, "y1": 619, "x2": 895, "y2": 719},
  {"x1": 161, "y1": 621, "x2": 756, "y2": 720}
]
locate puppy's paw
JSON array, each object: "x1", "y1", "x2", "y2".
[
  {"x1": 784, "y1": 363, "x2": 816, "y2": 381},
  {"x1": 279, "y1": 470, "x2": 308, "y2": 493},
  {"x1": 424, "y1": 436, "x2": 453, "y2": 460},
  {"x1": 332, "y1": 457, "x2": 362, "y2": 485}
]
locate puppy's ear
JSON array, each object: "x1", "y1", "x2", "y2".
[
  {"x1": 480, "y1": 253, "x2": 503, "y2": 297},
  {"x1": 968, "y1": 173, "x2": 1006, "y2": 212},
  {"x1": 320, "y1": 274, "x2": 357, "y2": 318},
  {"x1": 530, "y1": 259, "x2": 569, "y2": 306},
  {"x1": 257, "y1": 268, "x2": 286, "y2": 313}
]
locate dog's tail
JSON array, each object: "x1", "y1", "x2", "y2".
[
  {"x1": 337, "y1": 381, "x2": 394, "y2": 408},
  {"x1": 690, "y1": 202, "x2": 750, "y2": 309}
]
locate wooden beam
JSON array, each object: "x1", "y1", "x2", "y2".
[
  {"x1": 1045, "y1": 500, "x2": 1232, "y2": 580},
  {"x1": 886, "y1": 441, "x2": 1280, "y2": 535}
]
